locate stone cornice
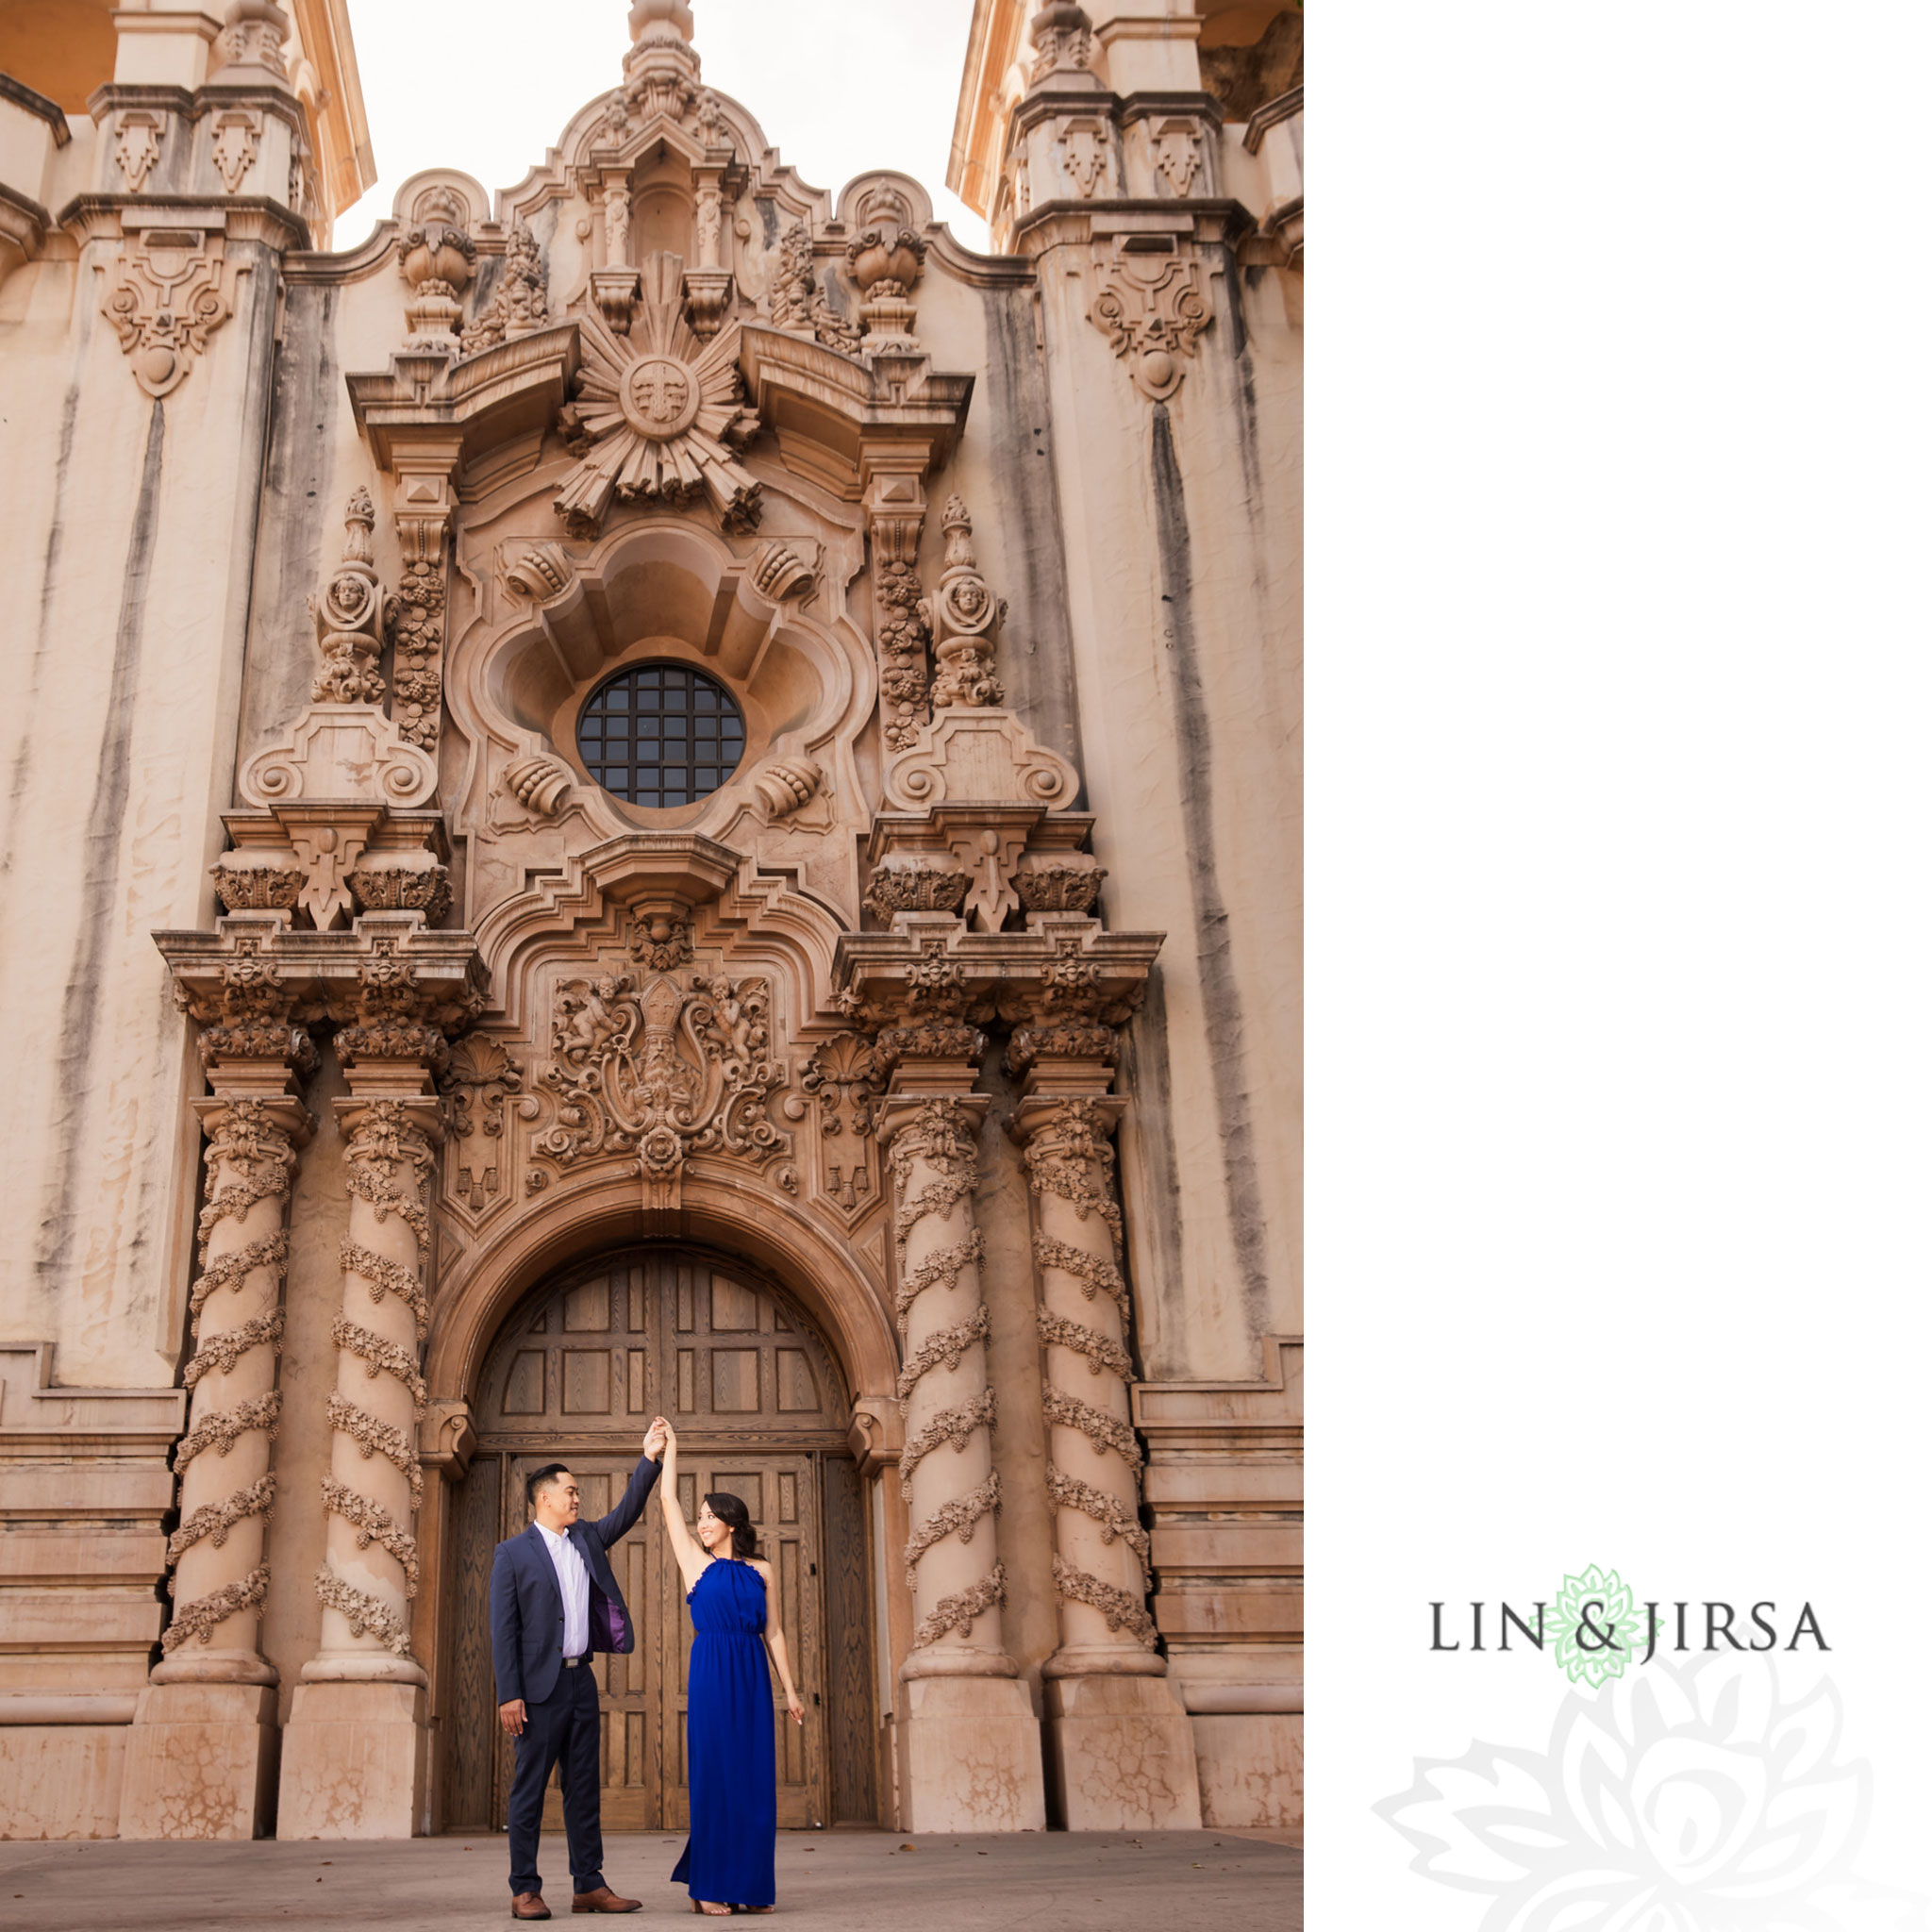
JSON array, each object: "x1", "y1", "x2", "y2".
[
  {"x1": 156, "y1": 912, "x2": 486, "y2": 1031},
  {"x1": 1010, "y1": 196, "x2": 1255, "y2": 255},
  {"x1": 1117, "y1": 91, "x2": 1226, "y2": 131},
  {"x1": 57, "y1": 194, "x2": 312, "y2": 253},
  {"x1": 1243, "y1": 86, "x2": 1304, "y2": 152},
  {"x1": 345, "y1": 322, "x2": 580, "y2": 472},
  {"x1": 0, "y1": 74, "x2": 72, "y2": 144}
]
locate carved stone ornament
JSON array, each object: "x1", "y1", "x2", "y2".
[
  {"x1": 768, "y1": 222, "x2": 860, "y2": 354},
  {"x1": 310, "y1": 487, "x2": 386, "y2": 707},
  {"x1": 863, "y1": 858, "x2": 971, "y2": 924},
  {"x1": 922, "y1": 496, "x2": 1006, "y2": 709},
  {"x1": 441, "y1": 1036, "x2": 525, "y2": 1211},
  {"x1": 462, "y1": 220, "x2": 549, "y2": 357},
  {"x1": 209, "y1": 110, "x2": 262, "y2": 196},
  {"x1": 102, "y1": 229, "x2": 236, "y2": 399},
  {"x1": 397, "y1": 187, "x2": 475, "y2": 352},
  {"x1": 528, "y1": 951, "x2": 790, "y2": 1187},
  {"x1": 750, "y1": 540, "x2": 817, "y2": 602},
  {"x1": 1090, "y1": 239, "x2": 1213, "y2": 402},
  {"x1": 1152, "y1": 118, "x2": 1204, "y2": 199},
  {"x1": 218, "y1": 0, "x2": 291, "y2": 77},
  {"x1": 503, "y1": 540, "x2": 575, "y2": 602},
  {"x1": 500, "y1": 750, "x2": 575, "y2": 818},
  {"x1": 555, "y1": 254, "x2": 760, "y2": 535},
  {"x1": 751, "y1": 757, "x2": 823, "y2": 820},
  {"x1": 113, "y1": 111, "x2": 163, "y2": 192},
  {"x1": 845, "y1": 205, "x2": 925, "y2": 352},
  {"x1": 1058, "y1": 119, "x2": 1113, "y2": 198},
  {"x1": 883, "y1": 710, "x2": 1078, "y2": 813},
  {"x1": 1029, "y1": 2, "x2": 1095, "y2": 86},
  {"x1": 345, "y1": 850, "x2": 452, "y2": 922}
]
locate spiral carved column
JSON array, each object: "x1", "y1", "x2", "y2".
[
  {"x1": 159, "y1": 1095, "x2": 310, "y2": 1678},
  {"x1": 883, "y1": 1095, "x2": 1010, "y2": 1674},
  {"x1": 1008, "y1": 971, "x2": 1201, "y2": 1830},
  {"x1": 278, "y1": 917, "x2": 480, "y2": 1840},
  {"x1": 125, "y1": 924, "x2": 317, "y2": 1840},
  {"x1": 849, "y1": 930, "x2": 1045, "y2": 1832},
  {"x1": 308, "y1": 1094, "x2": 438, "y2": 1680}
]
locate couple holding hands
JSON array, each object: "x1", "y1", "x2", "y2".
[{"x1": 490, "y1": 1415, "x2": 804, "y2": 1919}]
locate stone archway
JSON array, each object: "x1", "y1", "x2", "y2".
[{"x1": 439, "y1": 1242, "x2": 877, "y2": 1834}]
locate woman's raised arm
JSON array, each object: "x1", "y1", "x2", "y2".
[{"x1": 655, "y1": 1420, "x2": 708, "y2": 1591}]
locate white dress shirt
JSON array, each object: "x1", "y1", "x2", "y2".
[{"x1": 536, "y1": 1521, "x2": 591, "y2": 1658}]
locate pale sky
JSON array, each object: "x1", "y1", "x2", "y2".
[{"x1": 333, "y1": 0, "x2": 991, "y2": 252}]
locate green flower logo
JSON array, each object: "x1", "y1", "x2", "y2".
[{"x1": 1552, "y1": 1564, "x2": 1643, "y2": 1687}]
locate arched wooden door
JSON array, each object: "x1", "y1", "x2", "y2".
[{"x1": 441, "y1": 1247, "x2": 877, "y2": 1833}]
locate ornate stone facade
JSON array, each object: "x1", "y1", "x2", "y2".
[{"x1": 0, "y1": 0, "x2": 1301, "y2": 1846}]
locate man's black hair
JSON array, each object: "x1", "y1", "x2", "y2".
[{"x1": 526, "y1": 1461, "x2": 572, "y2": 1510}]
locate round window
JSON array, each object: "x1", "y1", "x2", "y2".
[{"x1": 576, "y1": 662, "x2": 745, "y2": 808}]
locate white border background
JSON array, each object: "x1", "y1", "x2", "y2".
[{"x1": 1312, "y1": 0, "x2": 1932, "y2": 1919}]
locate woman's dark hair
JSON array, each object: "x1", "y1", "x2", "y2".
[{"x1": 704, "y1": 1491, "x2": 758, "y2": 1559}]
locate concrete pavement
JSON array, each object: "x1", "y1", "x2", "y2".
[{"x1": 0, "y1": 1829, "x2": 1302, "y2": 1931}]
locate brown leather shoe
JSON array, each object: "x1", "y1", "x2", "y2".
[
  {"x1": 510, "y1": 1896, "x2": 552, "y2": 1922},
  {"x1": 571, "y1": 1887, "x2": 642, "y2": 1913}
]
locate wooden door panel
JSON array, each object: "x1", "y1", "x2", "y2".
[{"x1": 450, "y1": 1247, "x2": 860, "y2": 1833}]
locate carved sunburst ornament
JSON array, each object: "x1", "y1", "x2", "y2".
[{"x1": 557, "y1": 257, "x2": 760, "y2": 533}]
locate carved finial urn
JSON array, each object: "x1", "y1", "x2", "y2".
[
  {"x1": 845, "y1": 193, "x2": 926, "y2": 353},
  {"x1": 397, "y1": 189, "x2": 475, "y2": 352}
]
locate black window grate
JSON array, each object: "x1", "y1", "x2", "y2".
[{"x1": 576, "y1": 662, "x2": 745, "y2": 808}]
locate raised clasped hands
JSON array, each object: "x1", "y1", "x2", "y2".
[{"x1": 643, "y1": 1414, "x2": 670, "y2": 1460}]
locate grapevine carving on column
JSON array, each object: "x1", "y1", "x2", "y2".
[
  {"x1": 157, "y1": 937, "x2": 317, "y2": 1679},
  {"x1": 865, "y1": 471, "x2": 930, "y2": 753},
  {"x1": 384, "y1": 452, "x2": 460, "y2": 754},
  {"x1": 864, "y1": 941, "x2": 1018, "y2": 1673},
  {"x1": 308, "y1": 927, "x2": 479, "y2": 1678},
  {"x1": 1008, "y1": 942, "x2": 1163, "y2": 1674}
]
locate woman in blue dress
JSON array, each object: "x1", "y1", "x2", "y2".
[{"x1": 655, "y1": 1420, "x2": 806, "y2": 1916}]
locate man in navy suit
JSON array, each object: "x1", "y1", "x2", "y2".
[{"x1": 491, "y1": 1415, "x2": 670, "y2": 1920}]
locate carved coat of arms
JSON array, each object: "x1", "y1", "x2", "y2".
[{"x1": 530, "y1": 948, "x2": 788, "y2": 1183}]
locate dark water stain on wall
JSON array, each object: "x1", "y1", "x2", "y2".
[
  {"x1": 977, "y1": 289, "x2": 1087, "y2": 789},
  {"x1": 35, "y1": 399, "x2": 168, "y2": 1292},
  {"x1": 239, "y1": 284, "x2": 337, "y2": 750},
  {"x1": 1119, "y1": 966, "x2": 1189, "y2": 1374},
  {"x1": 2, "y1": 372, "x2": 82, "y2": 888},
  {"x1": 1148, "y1": 403, "x2": 1271, "y2": 1331}
]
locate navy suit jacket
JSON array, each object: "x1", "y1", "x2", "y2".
[{"x1": 490, "y1": 1454, "x2": 661, "y2": 1707}]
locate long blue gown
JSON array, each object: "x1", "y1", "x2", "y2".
[{"x1": 671, "y1": 1558, "x2": 775, "y2": 1909}]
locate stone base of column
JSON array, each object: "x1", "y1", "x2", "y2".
[
  {"x1": 1043, "y1": 1674, "x2": 1204, "y2": 1830},
  {"x1": 275, "y1": 1682, "x2": 427, "y2": 1839},
  {"x1": 118, "y1": 1683, "x2": 280, "y2": 1840},
  {"x1": 897, "y1": 1675, "x2": 1046, "y2": 1833}
]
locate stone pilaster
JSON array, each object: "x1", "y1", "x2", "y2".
[
  {"x1": 123, "y1": 929, "x2": 316, "y2": 1839},
  {"x1": 1007, "y1": 938, "x2": 1199, "y2": 1828},
  {"x1": 276, "y1": 919, "x2": 480, "y2": 1840}
]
